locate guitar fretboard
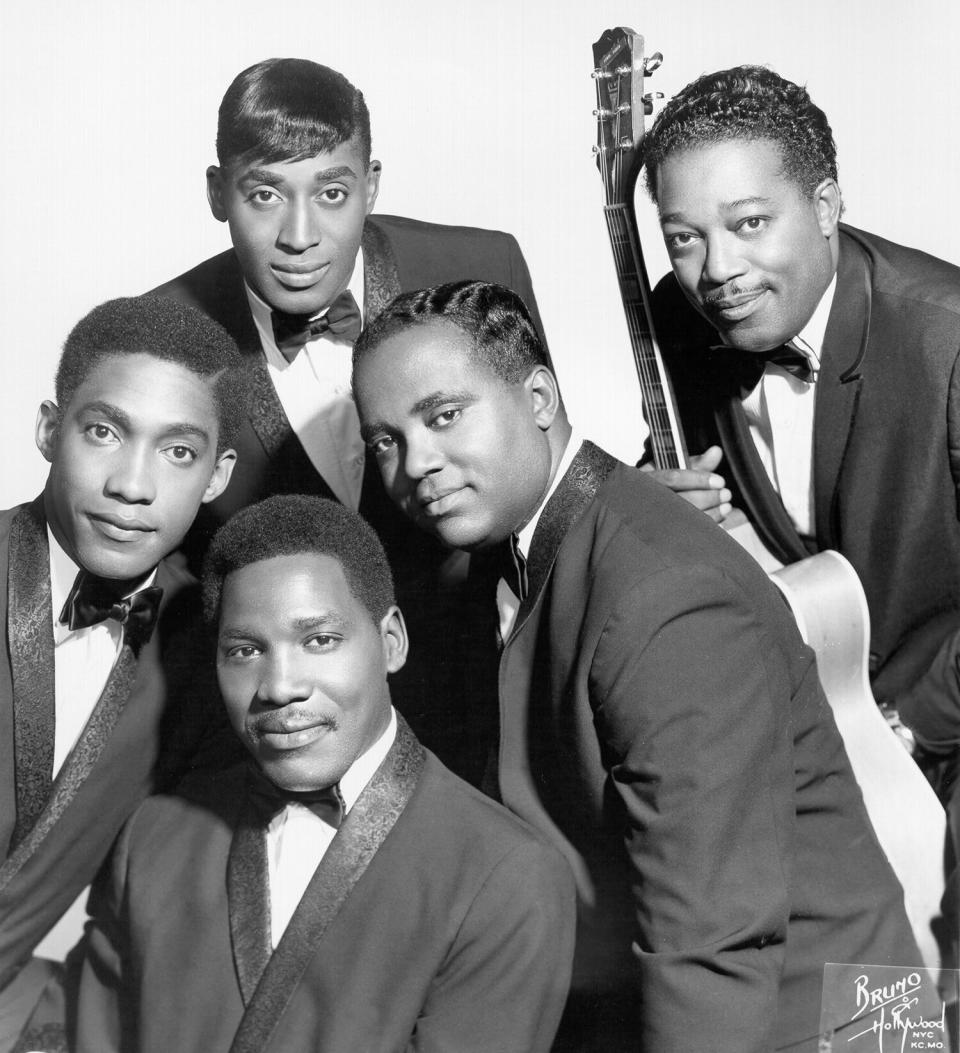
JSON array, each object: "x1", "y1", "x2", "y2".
[{"x1": 603, "y1": 203, "x2": 687, "y2": 471}]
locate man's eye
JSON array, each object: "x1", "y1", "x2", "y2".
[
  {"x1": 85, "y1": 423, "x2": 118, "y2": 444},
  {"x1": 306, "y1": 634, "x2": 338, "y2": 650},
  {"x1": 431, "y1": 408, "x2": 461, "y2": 428},
  {"x1": 739, "y1": 216, "x2": 767, "y2": 233},
  {"x1": 249, "y1": 188, "x2": 280, "y2": 206},
  {"x1": 319, "y1": 188, "x2": 347, "y2": 204},
  {"x1": 225, "y1": 644, "x2": 260, "y2": 659},
  {"x1": 370, "y1": 435, "x2": 396, "y2": 457},
  {"x1": 666, "y1": 232, "x2": 696, "y2": 251},
  {"x1": 164, "y1": 444, "x2": 198, "y2": 464}
]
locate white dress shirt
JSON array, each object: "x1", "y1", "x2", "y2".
[
  {"x1": 48, "y1": 529, "x2": 157, "y2": 777},
  {"x1": 741, "y1": 274, "x2": 837, "y2": 538},
  {"x1": 246, "y1": 256, "x2": 367, "y2": 510},
  {"x1": 497, "y1": 428, "x2": 583, "y2": 643},
  {"x1": 265, "y1": 706, "x2": 397, "y2": 947}
]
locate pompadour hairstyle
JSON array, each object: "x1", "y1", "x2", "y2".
[
  {"x1": 643, "y1": 65, "x2": 839, "y2": 203},
  {"x1": 55, "y1": 295, "x2": 247, "y2": 452},
  {"x1": 353, "y1": 280, "x2": 548, "y2": 385},
  {"x1": 216, "y1": 58, "x2": 371, "y2": 169},
  {"x1": 202, "y1": 494, "x2": 396, "y2": 626}
]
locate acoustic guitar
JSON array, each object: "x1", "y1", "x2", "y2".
[{"x1": 591, "y1": 25, "x2": 947, "y2": 970}]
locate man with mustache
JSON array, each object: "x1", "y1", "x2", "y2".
[{"x1": 643, "y1": 67, "x2": 960, "y2": 938}]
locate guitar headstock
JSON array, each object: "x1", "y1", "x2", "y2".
[{"x1": 592, "y1": 27, "x2": 662, "y2": 207}]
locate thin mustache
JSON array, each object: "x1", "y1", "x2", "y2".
[{"x1": 702, "y1": 284, "x2": 767, "y2": 308}]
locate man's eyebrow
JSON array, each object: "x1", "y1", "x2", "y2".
[
  {"x1": 291, "y1": 611, "x2": 350, "y2": 632},
  {"x1": 359, "y1": 390, "x2": 476, "y2": 442},
  {"x1": 75, "y1": 401, "x2": 211, "y2": 445},
  {"x1": 158, "y1": 422, "x2": 212, "y2": 445},
  {"x1": 237, "y1": 165, "x2": 358, "y2": 188},
  {"x1": 411, "y1": 390, "x2": 475, "y2": 414},
  {"x1": 74, "y1": 400, "x2": 131, "y2": 429},
  {"x1": 660, "y1": 196, "x2": 776, "y2": 226}
]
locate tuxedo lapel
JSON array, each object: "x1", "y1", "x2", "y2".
[
  {"x1": 6, "y1": 497, "x2": 55, "y2": 850},
  {"x1": 227, "y1": 788, "x2": 272, "y2": 1007},
  {"x1": 229, "y1": 717, "x2": 425, "y2": 1053},
  {"x1": 714, "y1": 399, "x2": 812, "y2": 563},
  {"x1": 361, "y1": 217, "x2": 401, "y2": 322},
  {"x1": 812, "y1": 230, "x2": 871, "y2": 548},
  {"x1": 511, "y1": 441, "x2": 617, "y2": 642},
  {"x1": 0, "y1": 647, "x2": 137, "y2": 894}
]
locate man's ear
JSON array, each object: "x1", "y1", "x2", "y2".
[
  {"x1": 364, "y1": 160, "x2": 382, "y2": 216},
  {"x1": 206, "y1": 166, "x2": 228, "y2": 223},
  {"x1": 525, "y1": 366, "x2": 562, "y2": 432},
  {"x1": 36, "y1": 401, "x2": 60, "y2": 463},
  {"x1": 380, "y1": 604, "x2": 408, "y2": 674},
  {"x1": 201, "y1": 449, "x2": 237, "y2": 504},
  {"x1": 814, "y1": 177, "x2": 842, "y2": 237}
]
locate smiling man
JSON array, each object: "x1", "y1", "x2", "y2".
[
  {"x1": 351, "y1": 279, "x2": 922, "y2": 1052},
  {"x1": 642, "y1": 67, "x2": 960, "y2": 950},
  {"x1": 74, "y1": 494, "x2": 575, "y2": 1053},
  {"x1": 0, "y1": 295, "x2": 242, "y2": 1051}
]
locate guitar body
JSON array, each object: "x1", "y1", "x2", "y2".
[
  {"x1": 770, "y1": 549, "x2": 947, "y2": 970},
  {"x1": 592, "y1": 26, "x2": 948, "y2": 970}
]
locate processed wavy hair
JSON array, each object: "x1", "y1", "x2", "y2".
[
  {"x1": 353, "y1": 280, "x2": 548, "y2": 385},
  {"x1": 643, "y1": 65, "x2": 839, "y2": 203},
  {"x1": 56, "y1": 295, "x2": 246, "y2": 453},
  {"x1": 202, "y1": 494, "x2": 396, "y2": 626},
  {"x1": 216, "y1": 57, "x2": 371, "y2": 169}
]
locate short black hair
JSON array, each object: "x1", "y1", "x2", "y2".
[
  {"x1": 55, "y1": 295, "x2": 246, "y2": 453},
  {"x1": 353, "y1": 280, "x2": 548, "y2": 385},
  {"x1": 644, "y1": 65, "x2": 839, "y2": 203},
  {"x1": 202, "y1": 495, "x2": 396, "y2": 626},
  {"x1": 216, "y1": 58, "x2": 371, "y2": 170}
]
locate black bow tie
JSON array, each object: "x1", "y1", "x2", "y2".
[
  {"x1": 272, "y1": 290, "x2": 363, "y2": 362},
  {"x1": 708, "y1": 342, "x2": 816, "y2": 398},
  {"x1": 247, "y1": 764, "x2": 345, "y2": 829},
  {"x1": 497, "y1": 534, "x2": 529, "y2": 602},
  {"x1": 60, "y1": 572, "x2": 163, "y2": 650}
]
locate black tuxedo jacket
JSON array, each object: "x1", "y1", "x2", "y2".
[
  {"x1": 0, "y1": 498, "x2": 219, "y2": 1024},
  {"x1": 75, "y1": 718, "x2": 576, "y2": 1053},
  {"x1": 496, "y1": 443, "x2": 920, "y2": 1052},
  {"x1": 652, "y1": 224, "x2": 960, "y2": 729}
]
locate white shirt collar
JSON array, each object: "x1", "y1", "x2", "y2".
[
  {"x1": 245, "y1": 251, "x2": 366, "y2": 367},
  {"x1": 337, "y1": 705, "x2": 397, "y2": 814},
  {"x1": 516, "y1": 427, "x2": 582, "y2": 559},
  {"x1": 789, "y1": 272, "x2": 838, "y2": 372}
]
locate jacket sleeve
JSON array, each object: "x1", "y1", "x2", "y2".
[
  {"x1": 408, "y1": 840, "x2": 576, "y2": 1053},
  {"x1": 73, "y1": 811, "x2": 139, "y2": 1053},
  {"x1": 591, "y1": 563, "x2": 795, "y2": 1052}
]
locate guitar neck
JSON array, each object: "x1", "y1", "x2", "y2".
[{"x1": 603, "y1": 201, "x2": 688, "y2": 471}]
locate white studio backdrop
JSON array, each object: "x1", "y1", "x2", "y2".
[{"x1": 2, "y1": 0, "x2": 958, "y2": 507}]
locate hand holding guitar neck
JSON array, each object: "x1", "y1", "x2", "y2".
[{"x1": 592, "y1": 25, "x2": 948, "y2": 971}]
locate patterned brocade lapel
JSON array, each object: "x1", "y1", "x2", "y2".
[
  {"x1": 0, "y1": 498, "x2": 140, "y2": 894},
  {"x1": 227, "y1": 715, "x2": 425, "y2": 1053}
]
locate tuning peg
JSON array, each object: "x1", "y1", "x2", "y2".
[
  {"x1": 591, "y1": 69, "x2": 612, "y2": 80},
  {"x1": 593, "y1": 107, "x2": 613, "y2": 120},
  {"x1": 643, "y1": 91, "x2": 664, "y2": 116},
  {"x1": 643, "y1": 52, "x2": 663, "y2": 75}
]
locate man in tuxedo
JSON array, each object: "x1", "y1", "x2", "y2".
[
  {"x1": 74, "y1": 494, "x2": 576, "y2": 1053},
  {"x1": 153, "y1": 57, "x2": 546, "y2": 748},
  {"x1": 351, "y1": 279, "x2": 923, "y2": 1052},
  {"x1": 640, "y1": 65, "x2": 960, "y2": 941},
  {"x1": 0, "y1": 295, "x2": 241, "y2": 1051}
]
